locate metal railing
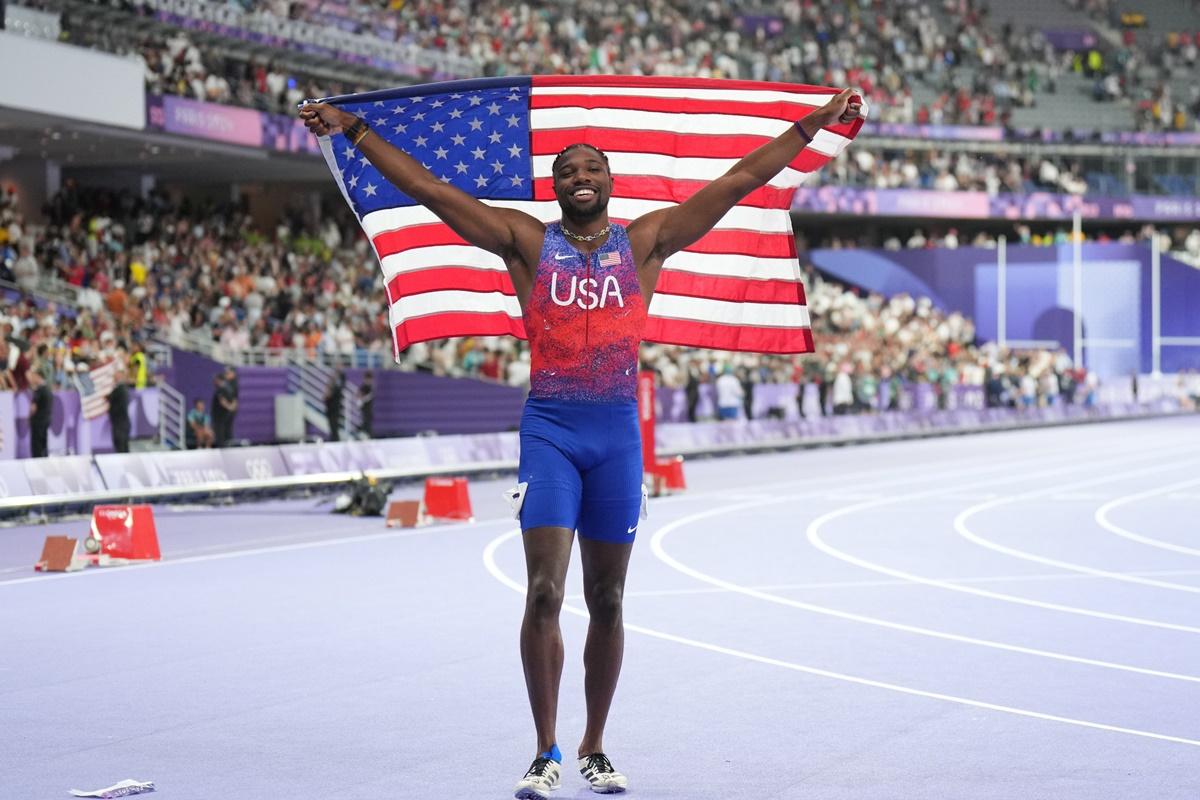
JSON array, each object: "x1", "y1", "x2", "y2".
[
  {"x1": 157, "y1": 382, "x2": 186, "y2": 450},
  {"x1": 285, "y1": 353, "x2": 363, "y2": 440}
]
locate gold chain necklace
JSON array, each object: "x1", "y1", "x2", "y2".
[{"x1": 561, "y1": 223, "x2": 611, "y2": 242}]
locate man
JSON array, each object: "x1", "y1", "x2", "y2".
[
  {"x1": 302, "y1": 87, "x2": 861, "y2": 799},
  {"x1": 324, "y1": 368, "x2": 345, "y2": 442},
  {"x1": 359, "y1": 371, "x2": 375, "y2": 438},
  {"x1": 108, "y1": 366, "x2": 131, "y2": 454},
  {"x1": 29, "y1": 367, "x2": 53, "y2": 457},
  {"x1": 715, "y1": 365, "x2": 744, "y2": 421},
  {"x1": 187, "y1": 398, "x2": 215, "y2": 449},
  {"x1": 216, "y1": 366, "x2": 239, "y2": 446},
  {"x1": 210, "y1": 372, "x2": 228, "y2": 447}
]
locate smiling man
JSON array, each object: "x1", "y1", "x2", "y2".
[{"x1": 301, "y1": 87, "x2": 861, "y2": 798}]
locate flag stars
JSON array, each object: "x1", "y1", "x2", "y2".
[
  {"x1": 468, "y1": 95, "x2": 482, "y2": 106},
  {"x1": 359, "y1": 155, "x2": 371, "y2": 167},
  {"x1": 491, "y1": 159, "x2": 505, "y2": 174},
  {"x1": 430, "y1": 99, "x2": 444, "y2": 108},
  {"x1": 509, "y1": 175, "x2": 524, "y2": 187},
  {"x1": 474, "y1": 174, "x2": 488, "y2": 188},
  {"x1": 431, "y1": 121, "x2": 445, "y2": 133},
  {"x1": 363, "y1": 183, "x2": 378, "y2": 197},
  {"x1": 487, "y1": 101, "x2": 502, "y2": 115},
  {"x1": 433, "y1": 146, "x2": 449, "y2": 159},
  {"x1": 392, "y1": 122, "x2": 407, "y2": 134},
  {"x1": 412, "y1": 112, "x2": 426, "y2": 121},
  {"x1": 440, "y1": 174, "x2": 451, "y2": 182},
  {"x1": 508, "y1": 143, "x2": 523, "y2": 158},
  {"x1": 342, "y1": 145, "x2": 355, "y2": 159},
  {"x1": 488, "y1": 131, "x2": 503, "y2": 144},
  {"x1": 348, "y1": 174, "x2": 359, "y2": 188},
  {"x1": 454, "y1": 160, "x2": 469, "y2": 174},
  {"x1": 470, "y1": 146, "x2": 486, "y2": 160},
  {"x1": 414, "y1": 135, "x2": 429, "y2": 148},
  {"x1": 507, "y1": 93, "x2": 521, "y2": 101},
  {"x1": 468, "y1": 118, "x2": 484, "y2": 131},
  {"x1": 451, "y1": 133, "x2": 466, "y2": 146},
  {"x1": 449, "y1": 108, "x2": 463, "y2": 119},
  {"x1": 506, "y1": 114, "x2": 521, "y2": 128}
]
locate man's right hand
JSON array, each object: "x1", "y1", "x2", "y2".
[{"x1": 299, "y1": 102, "x2": 355, "y2": 137}]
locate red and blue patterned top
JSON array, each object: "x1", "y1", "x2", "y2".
[{"x1": 523, "y1": 222, "x2": 647, "y2": 403}]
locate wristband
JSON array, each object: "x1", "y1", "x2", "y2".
[
  {"x1": 345, "y1": 118, "x2": 371, "y2": 147},
  {"x1": 794, "y1": 119, "x2": 815, "y2": 144}
]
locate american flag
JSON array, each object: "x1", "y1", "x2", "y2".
[
  {"x1": 316, "y1": 75, "x2": 867, "y2": 356},
  {"x1": 76, "y1": 361, "x2": 116, "y2": 420}
]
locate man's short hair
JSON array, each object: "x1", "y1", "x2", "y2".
[{"x1": 551, "y1": 143, "x2": 610, "y2": 175}]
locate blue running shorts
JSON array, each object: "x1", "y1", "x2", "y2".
[{"x1": 517, "y1": 398, "x2": 644, "y2": 543}]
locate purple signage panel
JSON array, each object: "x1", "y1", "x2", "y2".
[
  {"x1": 220, "y1": 446, "x2": 290, "y2": 481},
  {"x1": 277, "y1": 441, "x2": 387, "y2": 475},
  {"x1": 146, "y1": 95, "x2": 322, "y2": 155},
  {"x1": 793, "y1": 187, "x2": 1200, "y2": 222},
  {"x1": 422, "y1": 432, "x2": 519, "y2": 467},
  {"x1": 22, "y1": 455, "x2": 105, "y2": 495},
  {"x1": 95, "y1": 451, "x2": 227, "y2": 491},
  {"x1": 0, "y1": 393, "x2": 14, "y2": 461}
]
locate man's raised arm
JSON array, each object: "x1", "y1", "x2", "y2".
[
  {"x1": 300, "y1": 103, "x2": 543, "y2": 266},
  {"x1": 628, "y1": 88, "x2": 862, "y2": 267}
]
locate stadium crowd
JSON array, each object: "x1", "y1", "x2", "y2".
[
  {"x1": 4, "y1": 182, "x2": 1153, "y2": 421},
  {"x1": 47, "y1": 0, "x2": 1198, "y2": 132}
]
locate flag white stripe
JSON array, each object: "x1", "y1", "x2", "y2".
[
  {"x1": 648, "y1": 294, "x2": 811, "y2": 328},
  {"x1": 662, "y1": 252, "x2": 801, "y2": 282},
  {"x1": 392, "y1": 290, "x2": 522, "y2": 320},
  {"x1": 531, "y1": 107, "x2": 850, "y2": 158},
  {"x1": 531, "y1": 86, "x2": 835, "y2": 105}
]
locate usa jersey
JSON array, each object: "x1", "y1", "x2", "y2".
[{"x1": 524, "y1": 222, "x2": 647, "y2": 403}]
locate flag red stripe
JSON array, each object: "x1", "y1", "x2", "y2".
[
  {"x1": 393, "y1": 311, "x2": 527, "y2": 351},
  {"x1": 643, "y1": 316, "x2": 814, "y2": 353},
  {"x1": 531, "y1": 176, "x2": 795, "y2": 208},
  {"x1": 387, "y1": 267, "x2": 515, "y2": 303},
  {"x1": 654, "y1": 272, "x2": 807, "y2": 305},
  {"x1": 373, "y1": 222, "x2": 796, "y2": 260},
  {"x1": 530, "y1": 129, "x2": 832, "y2": 171}
]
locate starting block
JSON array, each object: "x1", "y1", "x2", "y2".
[
  {"x1": 647, "y1": 456, "x2": 687, "y2": 497},
  {"x1": 34, "y1": 505, "x2": 161, "y2": 572},
  {"x1": 423, "y1": 476, "x2": 474, "y2": 522},
  {"x1": 385, "y1": 499, "x2": 427, "y2": 529}
]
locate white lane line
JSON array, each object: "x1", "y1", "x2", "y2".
[
  {"x1": 955, "y1": 460, "x2": 1200, "y2": 593},
  {"x1": 1095, "y1": 477, "x2": 1200, "y2": 558},
  {"x1": 582, "y1": 567, "x2": 1200, "y2": 600},
  {"x1": 481, "y1": 526, "x2": 1200, "y2": 749},
  {"x1": 0, "y1": 440, "x2": 1119, "y2": 590},
  {"x1": 0, "y1": 517, "x2": 517, "y2": 588},
  {"x1": 651, "y1": 500, "x2": 1200, "y2": 684},
  {"x1": 807, "y1": 451, "x2": 1200, "y2": 635}
]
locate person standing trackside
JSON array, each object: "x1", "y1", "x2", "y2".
[
  {"x1": 29, "y1": 368, "x2": 52, "y2": 457},
  {"x1": 216, "y1": 366, "x2": 239, "y2": 446},
  {"x1": 325, "y1": 369, "x2": 345, "y2": 442},
  {"x1": 108, "y1": 366, "x2": 131, "y2": 453},
  {"x1": 359, "y1": 371, "x2": 375, "y2": 438}
]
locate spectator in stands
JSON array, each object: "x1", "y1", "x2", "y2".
[
  {"x1": 832, "y1": 363, "x2": 854, "y2": 415},
  {"x1": 13, "y1": 242, "x2": 39, "y2": 293},
  {"x1": 28, "y1": 367, "x2": 52, "y2": 458},
  {"x1": 187, "y1": 398, "x2": 215, "y2": 449},
  {"x1": 108, "y1": 365, "x2": 131, "y2": 453},
  {"x1": 129, "y1": 340, "x2": 149, "y2": 388}
]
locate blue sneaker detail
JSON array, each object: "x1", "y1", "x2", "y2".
[{"x1": 539, "y1": 744, "x2": 562, "y2": 763}]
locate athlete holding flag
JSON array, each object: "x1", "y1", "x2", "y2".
[{"x1": 301, "y1": 87, "x2": 862, "y2": 798}]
